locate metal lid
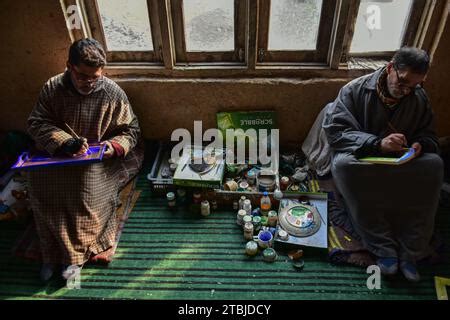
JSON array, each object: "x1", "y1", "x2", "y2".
[
  {"x1": 244, "y1": 222, "x2": 254, "y2": 230},
  {"x1": 278, "y1": 229, "x2": 289, "y2": 240},
  {"x1": 238, "y1": 209, "x2": 247, "y2": 217},
  {"x1": 268, "y1": 210, "x2": 277, "y2": 217},
  {"x1": 166, "y1": 192, "x2": 175, "y2": 200},
  {"x1": 262, "y1": 248, "x2": 277, "y2": 262},
  {"x1": 252, "y1": 216, "x2": 262, "y2": 223}
]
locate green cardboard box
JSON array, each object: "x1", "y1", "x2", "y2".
[{"x1": 173, "y1": 146, "x2": 225, "y2": 189}]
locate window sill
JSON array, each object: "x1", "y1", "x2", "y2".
[
  {"x1": 102, "y1": 61, "x2": 378, "y2": 80},
  {"x1": 347, "y1": 57, "x2": 389, "y2": 71}
]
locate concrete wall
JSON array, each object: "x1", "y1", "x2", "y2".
[{"x1": 1, "y1": 0, "x2": 448, "y2": 146}]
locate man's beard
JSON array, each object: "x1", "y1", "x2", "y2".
[{"x1": 387, "y1": 83, "x2": 405, "y2": 99}]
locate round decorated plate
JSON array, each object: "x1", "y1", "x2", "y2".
[{"x1": 278, "y1": 203, "x2": 321, "y2": 237}]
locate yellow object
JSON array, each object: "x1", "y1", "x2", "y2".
[{"x1": 435, "y1": 277, "x2": 450, "y2": 300}]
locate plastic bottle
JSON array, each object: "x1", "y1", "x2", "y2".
[{"x1": 260, "y1": 191, "x2": 272, "y2": 215}]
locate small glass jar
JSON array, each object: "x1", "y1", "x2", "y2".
[
  {"x1": 245, "y1": 241, "x2": 258, "y2": 256},
  {"x1": 210, "y1": 199, "x2": 218, "y2": 211},
  {"x1": 167, "y1": 192, "x2": 176, "y2": 209},
  {"x1": 252, "y1": 216, "x2": 262, "y2": 232},
  {"x1": 278, "y1": 229, "x2": 289, "y2": 241},
  {"x1": 262, "y1": 248, "x2": 277, "y2": 262},
  {"x1": 247, "y1": 170, "x2": 256, "y2": 186},
  {"x1": 236, "y1": 209, "x2": 247, "y2": 226},
  {"x1": 242, "y1": 199, "x2": 252, "y2": 215},
  {"x1": 200, "y1": 200, "x2": 210, "y2": 216},
  {"x1": 268, "y1": 210, "x2": 278, "y2": 227},
  {"x1": 243, "y1": 222, "x2": 254, "y2": 240},
  {"x1": 193, "y1": 192, "x2": 202, "y2": 204},
  {"x1": 239, "y1": 181, "x2": 249, "y2": 190},
  {"x1": 177, "y1": 189, "x2": 186, "y2": 206},
  {"x1": 242, "y1": 215, "x2": 253, "y2": 225},
  {"x1": 238, "y1": 196, "x2": 246, "y2": 210},
  {"x1": 280, "y1": 176, "x2": 290, "y2": 191}
]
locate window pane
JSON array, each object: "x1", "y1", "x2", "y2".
[
  {"x1": 97, "y1": 0, "x2": 153, "y2": 51},
  {"x1": 350, "y1": 0, "x2": 413, "y2": 53},
  {"x1": 268, "y1": 0, "x2": 323, "y2": 51},
  {"x1": 183, "y1": 0, "x2": 234, "y2": 52}
]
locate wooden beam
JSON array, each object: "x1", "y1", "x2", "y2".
[
  {"x1": 247, "y1": 0, "x2": 259, "y2": 69},
  {"x1": 156, "y1": 0, "x2": 174, "y2": 68},
  {"x1": 339, "y1": 0, "x2": 361, "y2": 65},
  {"x1": 429, "y1": 0, "x2": 449, "y2": 62}
]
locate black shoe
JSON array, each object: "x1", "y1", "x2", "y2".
[{"x1": 40, "y1": 263, "x2": 56, "y2": 282}]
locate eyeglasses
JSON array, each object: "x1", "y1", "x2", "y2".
[
  {"x1": 393, "y1": 66, "x2": 422, "y2": 93},
  {"x1": 71, "y1": 66, "x2": 103, "y2": 84}
]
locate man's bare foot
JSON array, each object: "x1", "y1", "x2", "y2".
[{"x1": 89, "y1": 247, "x2": 114, "y2": 265}]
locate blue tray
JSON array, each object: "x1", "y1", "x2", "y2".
[{"x1": 11, "y1": 144, "x2": 107, "y2": 171}]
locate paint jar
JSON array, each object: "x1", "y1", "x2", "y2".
[
  {"x1": 210, "y1": 199, "x2": 218, "y2": 211},
  {"x1": 242, "y1": 215, "x2": 253, "y2": 226},
  {"x1": 262, "y1": 248, "x2": 277, "y2": 262},
  {"x1": 251, "y1": 208, "x2": 261, "y2": 217},
  {"x1": 247, "y1": 170, "x2": 257, "y2": 186},
  {"x1": 260, "y1": 216, "x2": 268, "y2": 226},
  {"x1": 239, "y1": 181, "x2": 249, "y2": 190},
  {"x1": 257, "y1": 171, "x2": 276, "y2": 192},
  {"x1": 277, "y1": 229, "x2": 289, "y2": 241},
  {"x1": 257, "y1": 230, "x2": 273, "y2": 249},
  {"x1": 232, "y1": 200, "x2": 239, "y2": 211},
  {"x1": 166, "y1": 192, "x2": 176, "y2": 209},
  {"x1": 200, "y1": 200, "x2": 210, "y2": 217},
  {"x1": 245, "y1": 241, "x2": 258, "y2": 256},
  {"x1": 243, "y1": 222, "x2": 254, "y2": 240},
  {"x1": 268, "y1": 210, "x2": 278, "y2": 227},
  {"x1": 177, "y1": 189, "x2": 187, "y2": 206},
  {"x1": 193, "y1": 192, "x2": 202, "y2": 204},
  {"x1": 238, "y1": 196, "x2": 246, "y2": 210},
  {"x1": 243, "y1": 199, "x2": 252, "y2": 215},
  {"x1": 280, "y1": 176, "x2": 290, "y2": 191},
  {"x1": 236, "y1": 209, "x2": 247, "y2": 226},
  {"x1": 224, "y1": 180, "x2": 238, "y2": 191},
  {"x1": 252, "y1": 216, "x2": 262, "y2": 232}
]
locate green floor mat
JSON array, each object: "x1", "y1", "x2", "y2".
[{"x1": 0, "y1": 173, "x2": 449, "y2": 300}]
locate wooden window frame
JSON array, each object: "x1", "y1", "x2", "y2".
[
  {"x1": 343, "y1": 0, "x2": 447, "y2": 62},
  {"x1": 256, "y1": 0, "x2": 337, "y2": 64},
  {"x1": 60, "y1": 0, "x2": 448, "y2": 78},
  {"x1": 82, "y1": 0, "x2": 164, "y2": 64},
  {"x1": 170, "y1": 0, "x2": 247, "y2": 64}
]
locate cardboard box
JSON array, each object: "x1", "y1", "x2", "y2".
[{"x1": 173, "y1": 146, "x2": 225, "y2": 189}]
